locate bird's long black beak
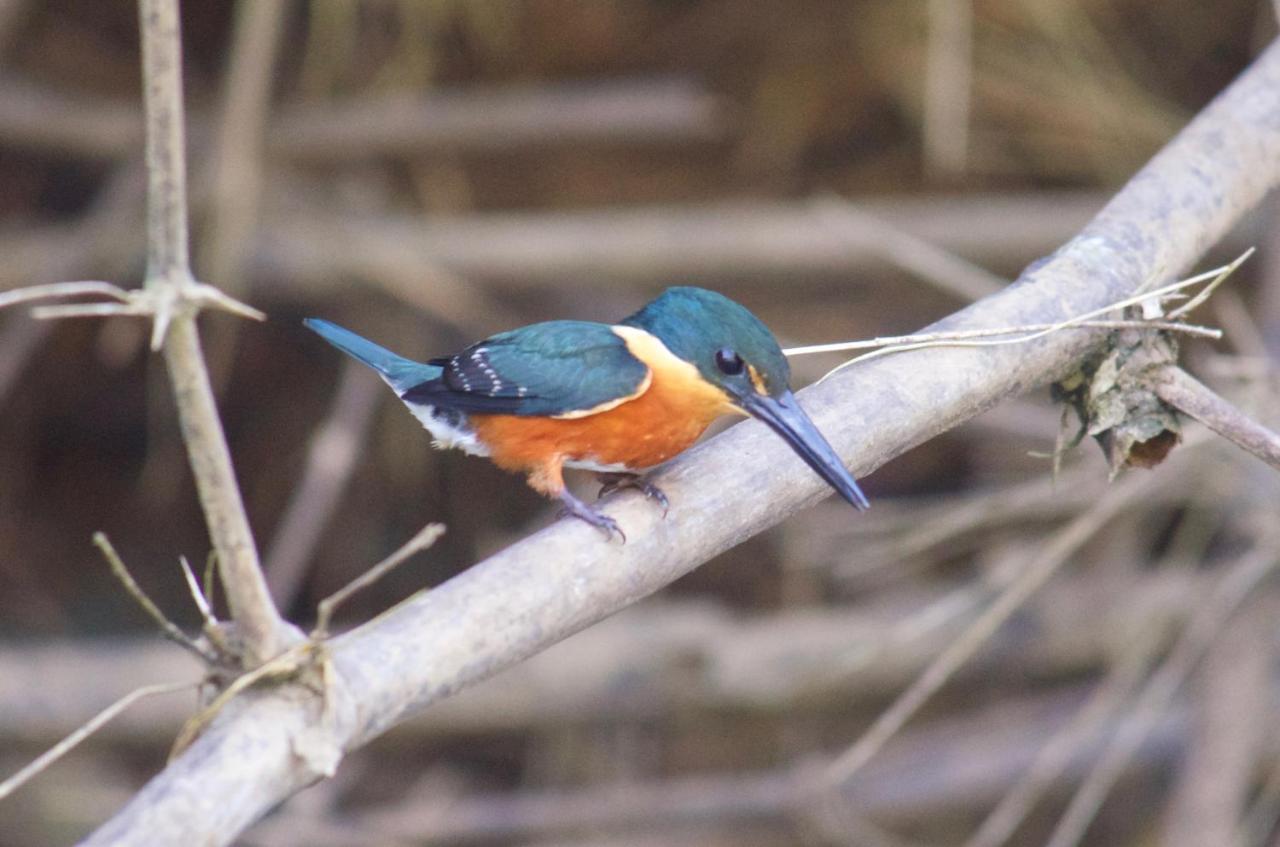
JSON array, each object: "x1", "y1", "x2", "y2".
[{"x1": 739, "y1": 390, "x2": 869, "y2": 510}]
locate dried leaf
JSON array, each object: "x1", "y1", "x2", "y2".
[{"x1": 1054, "y1": 320, "x2": 1183, "y2": 477}]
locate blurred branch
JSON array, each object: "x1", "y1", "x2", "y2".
[
  {"x1": 0, "y1": 314, "x2": 44, "y2": 404},
  {"x1": 273, "y1": 78, "x2": 727, "y2": 158},
  {"x1": 249, "y1": 685, "x2": 1195, "y2": 845},
  {"x1": 0, "y1": 191, "x2": 1132, "y2": 298},
  {"x1": 820, "y1": 469, "x2": 1155, "y2": 789},
  {"x1": 257, "y1": 192, "x2": 1108, "y2": 289},
  {"x1": 0, "y1": 0, "x2": 29, "y2": 54},
  {"x1": 814, "y1": 195, "x2": 1004, "y2": 300},
  {"x1": 1161, "y1": 595, "x2": 1274, "y2": 847},
  {"x1": 0, "y1": 76, "x2": 726, "y2": 160},
  {"x1": 81, "y1": 39, "x2": 1280, "y2": 846},
  {"x1": 1044, "y1": 527, "x2": 1280, "y2": 847},
  {"x1": 0, "y1": 568, "x2": 1210, "y2": 744},
  {"x1": 0, "y1": 78, "x2": 138, "y2": 158},
  {"x1": 923, "y1": 0, "x2": 973, "y2": 179},
  {"x1": 199, "y1": 0, "x2": 289, "y2": 294},
  {"x1": 965, "y1": 620, "x2": 1162, "y2": 847},
  {"x1": 265, "y1": 360, "x2": 380, "y2": 612}
]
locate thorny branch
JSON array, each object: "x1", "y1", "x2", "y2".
[
  {"x1": 0, "y1": 0, "x2": 290, "y2": 669},
  {"x1": 135, "y1": 0, "x2": 296, "y2": 667}
]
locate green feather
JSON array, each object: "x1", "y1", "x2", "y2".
[{"x1": 404, "y1": 320, "x2": 649, "y2": 416}]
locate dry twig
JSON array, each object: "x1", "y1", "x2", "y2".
[
  {"x1": 313, "y1": 523, "x2": 446, "y2": 639},
  {"x1": 1153, "y1": 366, "x2": 1280, "y2": 472},
  {"x1": 171, "y1": 522, "x2": 445, "y2": 756},
  {"x1": 92, "y1": 533, "x2": 216, "y2": 664},
  {"x1": 787, "y1": 251, "x2": 1249, "y2": 369},
  {"x1": 0, "y1": 681, "x2": 196, "y2": 803}
]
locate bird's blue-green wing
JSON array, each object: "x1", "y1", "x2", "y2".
[{"x1": 401, "y1": 320, "x2": 649, "y2": 417}]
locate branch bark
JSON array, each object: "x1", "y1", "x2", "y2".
[
  {"x1": 1153, "y1": 365, "x2": 1280, "y2": 472},
  {"x1": 139, "y1": 0, "x2": 295, "y2": 666},
  {"x1": 82, "y1": 38, "x2": 1280, "y2": 847}
]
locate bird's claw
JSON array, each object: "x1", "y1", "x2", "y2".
[
  {"x1": 558, "y1": 490, "x2": 626, "y2": 542},
  {"x1": 597, "y1": 472, "x2": 670, "y2": 517}
]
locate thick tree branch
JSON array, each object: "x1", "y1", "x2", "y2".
[{"x1": 82, "y1": 39, "x2": 1280, "y2": 847}]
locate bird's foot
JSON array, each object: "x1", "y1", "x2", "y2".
[
  {"x1": 597, "y1": 472, "x2": 669, "y2": 517},
  {"x1": 558, "y1": 489, "x2": 626, "y2": 542}
]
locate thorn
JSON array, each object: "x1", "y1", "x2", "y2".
[
  {"x1": 190, "y1": 283, "x2": 266, "y2": 322},
  {"x1": 150, "y1": 299, "x2": 175, "y2": 351},
  {"x1": 179, "y1": 555, "x2": 218, "y2": 630}
]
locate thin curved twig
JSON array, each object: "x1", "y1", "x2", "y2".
[{"x1": 0, "y1": 681, "x2": 197, "y2": 803}]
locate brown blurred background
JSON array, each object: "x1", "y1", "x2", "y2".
[{"x1": 2, "y1": 1, "x2": 1278, "y2": 845}]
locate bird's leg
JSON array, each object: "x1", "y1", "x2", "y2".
[
  {"x1": 558, "y1": 488, "x2": 625, "y2": 543},
  {"x1": 597, "y1": 472, "x2": 669, "y2": 517},
  {"x1": 528, "y1": 456, "x2": 625, "y2": 542}
]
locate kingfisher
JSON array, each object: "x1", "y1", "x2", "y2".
[{"x1": 304, "y1": 287, "x2": 868, "y2": 539}]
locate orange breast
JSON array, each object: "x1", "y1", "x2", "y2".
[{"x1": 469, "y1": 328, "x2": 737, "y2": 493}]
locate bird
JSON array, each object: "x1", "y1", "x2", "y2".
[{"x1": 304, "y1": 287, "x2": 868, "y2": 539}]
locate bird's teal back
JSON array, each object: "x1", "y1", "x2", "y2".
[{"x1": 408, "y1": 320, "x2": 649, "y2": 416}]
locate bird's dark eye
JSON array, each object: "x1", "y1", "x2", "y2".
[{"x1": 714, "y1": 347, "x2": 744, "y2": 376}]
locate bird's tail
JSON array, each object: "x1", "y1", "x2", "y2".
[{"x1": 303, "y1": 318, "x2": 441, "y2": 393}]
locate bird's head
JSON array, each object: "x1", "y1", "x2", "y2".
[{"x1": 623, "y1": 287, "x2": 869, "y2": 510}]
